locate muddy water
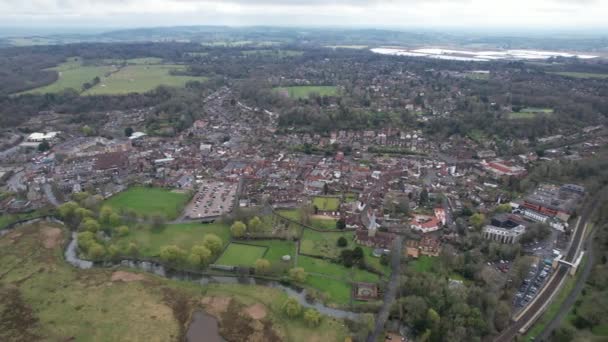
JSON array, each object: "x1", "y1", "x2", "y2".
[{"x1": 186, "y1": 311, "x2": 224, "y2": 342}]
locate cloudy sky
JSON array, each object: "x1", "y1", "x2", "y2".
[{"x1": 0, "y1": 0, "x2": 606, "y2": 31}]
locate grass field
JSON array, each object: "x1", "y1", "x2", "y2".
[
  {"x1": 0, "y1": 223, "x2": 349, "y2": 342},
  {"x1": 251, "y1": 240, "x2": 296, "y2": 265},
  {"x1": 306, "y1": 275, "x2": 352, "y2": 305},
  {"x1": 0, "y1": 212, "x2": 41, "y2": 229},
  {"x1": 312, "y1": 196, "x2": 341, "y2": 212},
  {"x1": 113, "y1": 222, "x2": 230, "y2": 257},
  {"x1": 216, "y1": 243, "x2": 268, "y2": 267},
  {"x1": 276, "y1": 209, "x2": 339, "y2": 231},
  {"x1": 300, "y1": 229, "x2": 354, "y2": 258},
  {"x1": 84, "y1": 64, "x2": 207, "y2": 95},
  {"x1": 409, "y1": 256, "x2": 439, "y2": 273},
  {"x1": 509, "y1": 107, "x2": 554, "y2": 120},
  {"x1": 23, "y1": 57, "x2": 207, "y2": 95},
  {"x1": 549, "y1": 71, "x2": 608, "y2": 79},
  {"x1": 274, "y1": 86, "x2": 338, "y2": 99},
  {"x1": 104, "y1": 187, "x2": 190, "y2": 220},
  {"x1": 23, "y1": 57, "x2": 116, "y2": 94}
]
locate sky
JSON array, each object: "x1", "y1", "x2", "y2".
[{"x1": 0, "y1": 0, "x2": 606, "y2": 32}]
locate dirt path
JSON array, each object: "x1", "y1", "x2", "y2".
[{"x1": 41, "y1": 227, "x2": 62, "y2": 249}]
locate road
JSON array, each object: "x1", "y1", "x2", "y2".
[
  {"x1": 367, "y1": 235, "x2": 403, "y2": 342},
  {"x1": 43, "y1": 183, "x2": 60, "y2": 207},
  {"x1": 535, "y1": 228, "x2": 596, "y2": 341},
  {"x1": 494, "y1": 196, "x2": 598, "y2": 342}
]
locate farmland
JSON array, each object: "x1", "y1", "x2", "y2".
[
  {"x1": 274, "y1": 86, "x2": 338, "y2": 99},
  {"x1": 549, "y1": 71, "x2": 608, "y2": 79},
  {"x1": 22, "y1": 57, "x2": 207, "y2": 95},
  {"x1": 103, "y1": 187, "x2": 190, "y2": 220}
]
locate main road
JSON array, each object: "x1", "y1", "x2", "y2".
[{"x1": 493, "y1": 195, "x2": 599, "y2": 342}]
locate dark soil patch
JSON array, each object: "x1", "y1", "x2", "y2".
[
  {"x1": 162, "y1": 287, "x2": 195, "y2": 341},
  {"x1": 219, "y1": 300, "x2": 281, "y2": 342},
  {"x1": 0, "y1": 286, "x2": 40, "y2": 342}
]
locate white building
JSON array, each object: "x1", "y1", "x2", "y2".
[{"x1": 27, "y1": 132, "x2": 60, "y2": 142}]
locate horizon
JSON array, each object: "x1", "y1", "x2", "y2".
[{"x1": 1, "y1": 0, "x2": 608, "y2": 34}]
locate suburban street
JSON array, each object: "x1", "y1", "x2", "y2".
[{"x1": 367, "y1": 235, "x2": 403, "y2": 342}]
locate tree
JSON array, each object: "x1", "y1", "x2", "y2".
[
  {"x1": 160, "y1": 245, "x2": 186, "y2": 265},
  {"x1": 108, "y1": 213, "x2": 122, "y2": 227},
  {"x1": 299, "y1": 204, "x2": 313, "y2": 226},
  {"x1": 126, "y1": 242, "x2": 138, "y2": 256},
  {"x1": 230, "y1": 221, "x2": 247, "y2": 238},
  {"x1": 303, "y1": 308, "x2": 322, "y2": 327},
  {"x1": 341, "y1": 249, "x2": 354, "y2": 267},
  {"x1": 495, "y1": 203, "x2": 512, "y2": 214},
  {"x1": 82, "y1": 218, "x2": 100, "y2": 233},
  {"x1": 58, "y1": 201, "x2": 80, "y2": 227},
  {"x1": 248, "y1": 216, "x2": 262, "y2": 233},
  {"x1": 88, "y1": 243, "x2": 106, "y2": 259},
  {"x1": 202, "y1": 234, "x2": 223, "y2": 255},
  {"x1": 188, "y1": 245, "x2": 212, "y2": 267},
  {"x1": 336, "y1": 218, "x2": 346, "y2": 230},
  {"x1": 124, "y1": 127, "x2": 134, "y2": 137},
  {"x1": 255, "y1": 259, "x2": 271, "y2": 274},
  {"x1": 289, "y1": 267, "x2": 307, "y2": 282},
  {"x1": 82, "y1": 125, "x2": 94, "y2": 136},
  {"x1": 115, "y1": 225, "x2": 129, "y2": 237},
  {"x1": 419, "y1": 188, "x2": 429, "y2": 206},
  {"x1": 470, "y1": 213, "x2": 486, "y2": 230},
  {"x1": 380, "y1": 253, "x2": 390, "y2": 266},
  {"x1": 38, "y1": 140, "x2": 50, "y2": 152},
  {"x1": 353, "y1": 246, "x2": 364, "y2": 260},
  {"x1": 108, "y1": 244, "x2": 120, "y2": 259},
  {"x1": 151, "y1": 214, "x2": 167, "y2": 231},
  {"x1": 337, "y1": 236, "x2": 348, "y2": 247},
  {"x1": 282, "y1": 298, "x2": 302, "y2": 318},
  {"x1": 99, "y1": 206, "x2": 113, "y2": 225}
]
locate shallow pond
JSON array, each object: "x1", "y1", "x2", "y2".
[{"x1": 186, "y1": 311, "x2": 224, "y2": 342}]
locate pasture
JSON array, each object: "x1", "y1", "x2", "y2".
[
  {"x1": 274, "y1": 86, "x2": 338, "y2": 99},
  {"x1": 549, "y1": 71, "x2": 608, "y2": 79},
  {"x1": 103, "y1": 187, "x2": 190, "y2": 220},
  {"x1": 84, "y1": 64, "x2": 207, "y2": 95},
  {"x1": 300, "y1": 229, "x2": 354, "y2": 258},
  {"x1": 216, "y1": 243, "x2": 268, "y2": 267},
  {"x1": 312, "y1": 196, "x2": 341, "y2": 211}
]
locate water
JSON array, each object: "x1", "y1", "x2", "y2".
[{"x1": 186, "y1": 311, "x2": 223, "y2": 342}]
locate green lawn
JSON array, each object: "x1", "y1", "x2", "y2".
[
  {"x1": 104, "y1": 187, "x2": 190, "y2": 220},
  {"x1": 273, "y1": 86, "x2": 338, "y2": 99},
  {"x1": 312, "y1": 196, "x2": 341, "y2": 212},
  {"x1": 0, "y1": 212, "x2": 41, "y2": 229},
  {"x1": 252, "y1": 240, "x2": 296, "y2": 265},
  {"x1": 306, "y1": 275, "x2": 352, "y2": 305},
  {"x1": 300, "y1": 229, "x2": 354, "y2": 258},
  {"x1": 410, "y1": 256, "x2": 439, "y2": 273},
  {"x1": 276, "y1": 209, "x2": 339, "y2": 231},
  {"x1": 113, "y1": 222, "x2": 230, "y2": 257},
  {"x1": 216, "y1": 243, "x2": 268, "y2": 267},
  {"x1": 549, "y1": 71, "x2": 608, "y2": 79},
  {"x1": 509, "y1": 108, "x2": 554, "y2": 120},
  {"x1": 22, "y1": 57, "x2": 116, "y2": 94},
  {"x1": 360, "y1": 246, "x2": 391, "y2": 275},
  {"x1": 84, "y1": 64, "x2": 207, "y2": 95}
]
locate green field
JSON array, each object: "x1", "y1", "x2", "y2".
[
  {"x1": 84, "y1": 64, "x2": 206, "y2": 95},
  {"x1": 23, "y1": 57, "x2": 207, "y2": 95},
  {"x1": 276, "y1": 209, "x2": 338, "y2": 231},
  {"x1": 104, "y1": 187, "x2": 190, "y2": 220},
  {"x1": 251, "y1": 240, "x2": 296, "y2": 265},
  {"x1": 509, "y1": 107, "x2": 554, "y2": 120},
  {"x1": 300, "y1": 229, "x2": 354, "y2": 258},
  {"x1": 312, "y1": 196, "x2": 341, "y2": 212},
  {"x1": 0, "y1": 223, "x2": 348, "y2": 342},
  {"x1": 549, "y1": 71, "x2": 608, "y2": 79},
  {"x1": 306, "y1": 275, "x2": 352, "y2": 305},
  {"x1": 113, "y1": 222, "x2": 230, "y2": 257},
  {"x1": 216, "y1": 243, "x2": 268, "y2": 267},
  {"x1": 274, "y1": 86, "x2": 338, "y2": 99},
  {"x1": 23, "y1": 57, "x2": 116, "y2": 94},
  {"x1": 466, "y1": 72, "x2": 490, "y2": 80},
  {"x1": 410, "y1": 256, "x2": 439, "y2": 273}
]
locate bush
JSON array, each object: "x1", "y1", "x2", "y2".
[
  {"x1": 337, "y1": 236, "x2": 348, "y2": 247},
  {"x1": 282, "y1": 298, "x2": 302, "y2": 318}
]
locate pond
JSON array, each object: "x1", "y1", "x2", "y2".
[{"x1": 186, "y1": 311, "x2": 224, "y2": 342}]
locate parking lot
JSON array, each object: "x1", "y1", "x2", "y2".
[
  {"x1": 513, "y1": 260, "x2": 554, "y2": 309},
  {"x1": 184, "y1": 180, "x2": 237, "y2": 219}
]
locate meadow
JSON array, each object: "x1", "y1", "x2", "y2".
[
  {"x1": 103, "y1": 187, "x2": 190, "y2": 220},
  {"x1": 215, "y1": 243, "x2": 268, "y2": 267},
  {"x1": 509, "y1": 107, "x2": 554, "y2": 119},
  {"x1": 549, "y1": 71, "x2": 608, "y2": 79},
  {"x1": 299, "y1": 229, "x2": 354, "y2": 258},
  {"x1": 312, "y1": 196, "x2": 341, "y2": 211},
  {"x1": 274, "y1": 86, "x2": 338, "y2": 99}
]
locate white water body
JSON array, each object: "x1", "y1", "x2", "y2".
[{"x1": 371, "y1": 47, "x2": 599, "y2": 62}]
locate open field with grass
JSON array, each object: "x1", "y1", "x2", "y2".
[
  {"x1": 409, "y1": 255, "x2": 439, "y2": 273},
  {"x1": 22, "y1": 57, "x2": 116, "y2": 94},
  {"x1": 104, "y1": 187, "x2": 190, "y2": 220},
  {"x1": 0, "y1": 223, "x2": 350, "y2": 341},
  {"x1": 84, "y1": 64, "x2": 206, "y2": 95},
  {"x1": 300, "y1": 229, "x2": 354, "y2": 258},
  {"x1": 0, "y1": 211, "x2": 42, "y2": 228},
  {"x1": 549, "y1": 71, "x2": 608, "y2": 79},
  {"x1": 216, "y1": 243, "x2": 268, "y2": 267},
  {"x1": 274, "y1": 86, "x2": 338, "y2": 99},
  {"x1": 251, "y1": 240, "x2": 296, "y2": 265},
  {"x1": 312, "y1": 196, "x2": 341, "y2": 211},
  {"x1": 276, "y1": 209, "x2": 339, "y2": 231},
  {"x1": 306, "y1": 275, "x2": 352, "y2": 305},
  {"x1": 509, "y1": 107, "x2": 554, "y2": 119},
  {"x1": 113, "y1": 222, "x2": 230, "y2": 257}
]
